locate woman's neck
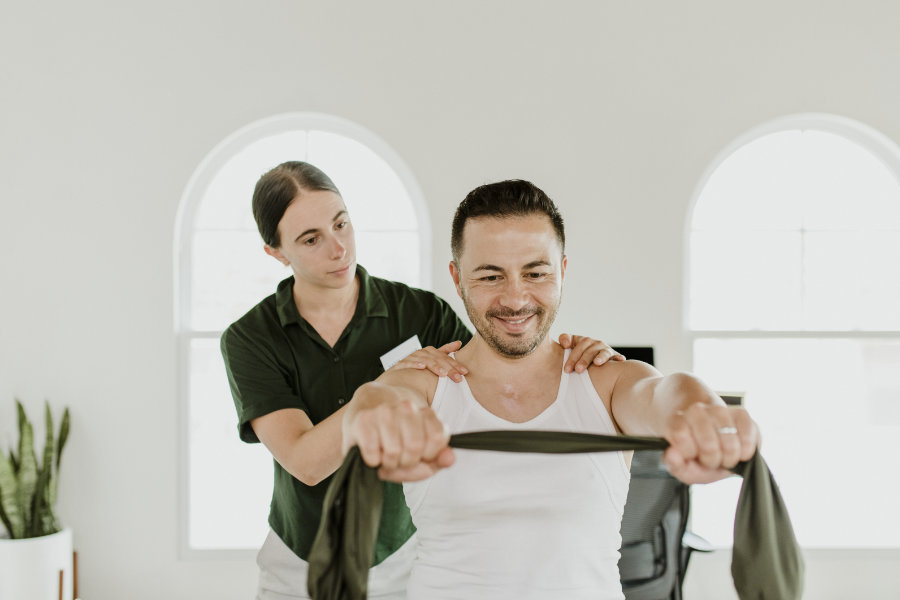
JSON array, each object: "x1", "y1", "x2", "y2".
[{"x1": 292, "y1": 274, "x2": 360, "y2": 342}]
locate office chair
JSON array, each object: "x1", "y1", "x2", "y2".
[
  {"x1": 618, "y1": 450, "x2": 712, "y2": 600},
  {"x1": 613, "y1": 347, "x2": 713, "y2": 600}
]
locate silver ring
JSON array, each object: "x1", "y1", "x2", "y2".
[{"x1": 717, "y1": 426, "x2": 738, "y2": 435}]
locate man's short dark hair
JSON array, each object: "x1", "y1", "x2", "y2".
[
  {"x1": 251, "y1": 161, "x2": 341, "y2": 248},
  {"x1": 450, "y1": 179, "x2": 565, "y2": 262}
]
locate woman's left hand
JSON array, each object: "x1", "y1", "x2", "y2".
[{"x1": 558, "y1": 334, "x2": 625, "y2": 373}]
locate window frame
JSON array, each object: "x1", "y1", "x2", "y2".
[
  {"x1": 684, "y1": 111, "x2": 900, "y2": 333},
  {"x1": 173, "y1": 112, "x2": 430, "y2": 559},
  {"x1": 684, "y1": 112, "x2": 900, "y2": 555}
]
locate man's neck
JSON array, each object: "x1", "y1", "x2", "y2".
[
  {"x1": 458, "y1": 337, "x2": 558, "y2": 373},
  {"x1": 456, "y1": 337, "x2": 564, "y2": 423}
]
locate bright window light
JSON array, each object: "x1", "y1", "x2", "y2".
[
  {"x1": 690, "y1": 127, "x2": 900, "y2": 332},
  {"x1": 692, "y1": 338, "x2": 900, "y2": 548},
  {"x1": 688, "y1": 116, "x2": 900, "y2": 549}
]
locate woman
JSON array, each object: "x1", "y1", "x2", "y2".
[{"x1": 220, "y1": 161, "x2": 622, "y2": 599}]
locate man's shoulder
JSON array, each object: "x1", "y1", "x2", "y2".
[
  {"x1": 378, "y1": 361, "x2": 440, "y2": 386},
  {"x1": 377, "y1": 363, "x2": 441, "y2": 403},
  {"x1": 587, "y1": 358, "x2": 659, "y2": 391}
]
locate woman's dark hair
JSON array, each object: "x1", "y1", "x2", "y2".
[
  {"x1": 251, "y1": 161, "x2": 341, "y2": 247},
  {"x1": 450, "y1": 179, "x2": 565, "y2": 262}
]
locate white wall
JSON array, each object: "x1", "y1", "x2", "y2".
[{"x1": 1, "y1": 1, "x2": 898, "y2": 598}]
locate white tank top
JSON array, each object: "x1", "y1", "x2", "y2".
[{"x1": 402, "y1": 350, "x2": 631, "y2": 600}]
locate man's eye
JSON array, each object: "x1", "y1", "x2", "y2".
[
  {"x1": 336, "y1": 221, "x2": 348, "y2": 230},
  {"x1": 527, "y1": 272, "x2": 548, "y2": 279},
  {"x1": 480, "y1": 275, "x2": 500, "y2": 282},
  {"x1": 304, "y1": 236, "x2": 318, "y2": 246}
]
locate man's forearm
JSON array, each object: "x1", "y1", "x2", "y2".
[
  {"x1": 649, "y1": 372, "x2": 725, "y2": 432},
  {"x1": 266, "y1": 378, "x2": 431, "y2": 486},
  {"x1": 635, "y1": 371, "x2": 758, "y2": 485},
  {"x1": 348, "y1": 380, "x2": 427, "y2": 415},
  {"x1": 342, "y1": 377, "x2": 453, "y2": 480},
  {"x1": 618, "y1": 371, "x2": 725, "y2": 436}
]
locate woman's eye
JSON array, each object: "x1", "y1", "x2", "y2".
[
  {"x1": 304, "y1": 236, "x2": 318, "y2": 246},
  {"x1": 336, "y1": 221, "x2": 348, "y2": 230}
]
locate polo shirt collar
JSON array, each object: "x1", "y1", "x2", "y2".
[
  {"x1": 355, "y1": 265, "x2": 390, "y2": 319},
  {"x1": 274, "y1": 264, "x2": 389, "y2": 328}
]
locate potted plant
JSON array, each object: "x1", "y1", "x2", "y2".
[{"x1": 0, "y1": 400, "x2": 73, "y2": 600}]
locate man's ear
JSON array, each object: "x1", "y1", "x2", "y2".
[
  {"x1": 264, "y1": 245, "x2": 290, "y2": 266},
  {"x1": 560, "y1": 255, "x2": 567, "y2": 283},
  {"x1": 449, "y1": 260, "x2": 463, "y2": 299}
]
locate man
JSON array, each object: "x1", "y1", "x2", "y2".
[{"x1": 341, "y1": 179, "x2": 760, "y2": 600}]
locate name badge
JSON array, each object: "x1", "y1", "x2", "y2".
[{"x1": 379, "y1": 335, "x2": 422, "y2": 371}]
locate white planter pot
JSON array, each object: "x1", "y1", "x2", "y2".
[{"x1": 0, "y1": 527, "x2": 73, "y2": 600}]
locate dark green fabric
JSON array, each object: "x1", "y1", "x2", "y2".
[
  {"x1": 221, "y1": 265, "x2": 471, "y2": 563},
  {"x1": 731, "y1": 451, "x2": 804, "y2": 600},
  {"x1": 450, "y1": 430, "x2": 669, "y2": 454},
  {"x1": 308, "y1": 430, "x2": 804, "y2": 600},
  {"x1": 307, "y1": 447, "x2": 382, "y2": 600}
]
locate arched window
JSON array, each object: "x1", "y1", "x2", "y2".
[
  {"x1": 174, "y1": 113, "x2": 429, "y2": 554},
  {"x1": 687, "y1": 114, "x2": 900, "y2": 549}
]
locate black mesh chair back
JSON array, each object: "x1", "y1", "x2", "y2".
[{"x1": 619, "y1": 450, "x2": 693, "y2": 600}]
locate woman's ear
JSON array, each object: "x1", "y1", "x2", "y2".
[{"x1": 264, "y1": 245, "x2": 290, "y2": 266}]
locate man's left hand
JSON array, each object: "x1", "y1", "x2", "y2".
[{"x1": 662, "y1": 403, "x2": 760, "y2": 484}]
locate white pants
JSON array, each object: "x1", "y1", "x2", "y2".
[{"x1": 256, "y1": 528, "x2": 415, "y2": 600}]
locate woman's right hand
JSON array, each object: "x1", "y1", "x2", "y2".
[{"x1": 388, "y1": 340, "x2": 469, "y2": 382}]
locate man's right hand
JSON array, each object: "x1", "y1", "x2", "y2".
[{"x1": 342, "y1": 382, "x2": 455, "y2": 482}]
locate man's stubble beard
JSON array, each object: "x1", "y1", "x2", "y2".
[{"x1": 461, "y1": 288, "x2": 561, "y2": 358}]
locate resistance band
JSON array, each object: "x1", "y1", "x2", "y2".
[{"x1": 307, "y1": 430, "x2": 804, "y2": 600}]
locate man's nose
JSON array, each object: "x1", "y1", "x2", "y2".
[{"x1": 498, "y1": 278, "x2": 530, "y2": 311}]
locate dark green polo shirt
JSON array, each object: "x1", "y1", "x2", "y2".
[{"x1": 220, "y1": 265, "x2": 471, "y2": 564}]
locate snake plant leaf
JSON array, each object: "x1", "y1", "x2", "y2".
[
  {"x1": 11, "y1": 399, "x2": 26, "y2": 473},
  {"x1": 9, "y1": 442, "x2": 19, "y2": 473},
  {"x1": 38, "y1": 482, "x2": 57, "y2": 536},
  {"x1": 51, "y1": 407, "x2": 69, "y2": 516},
  {"x1": 16, "y1": 400, "x2": 26, "y2": 439},
  {"x1": 29, "y1": 402, "x2": 57, "y2": 537},
  {"x1": 44, "y1": 402, "x2": 54, "y2": 465},
  {"x1": 43, "y1": 403, "x2": 56, "y2": 482},
  {"x1": 31, "y1": 464, "x2": 48, "y2": 537},
  {"x1": 50, "y1": 472, "x2": 59, "y2": 522},
  {"x1": 56, "y1": 407, "x2": 70, "y2": 471},
  {"x1": 0, "y1": 452, "x2": 21, "y2": 538},
  {"x1": 15, "y1": 420, "x2": 37, "y2": 536},
  {"x1": 3, "y1": 400, "x2": 68, "y2": 539}
]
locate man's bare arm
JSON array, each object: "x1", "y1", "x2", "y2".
[
  {"x1": 607, "y1": 360, "x2": 759, "y2": 484},
  {"x1": 342, "y1": 368, "x2": 454, "y2": 482},
  {"x1": 250, "y1": 367, "x2": 441, "y2": 487}
]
